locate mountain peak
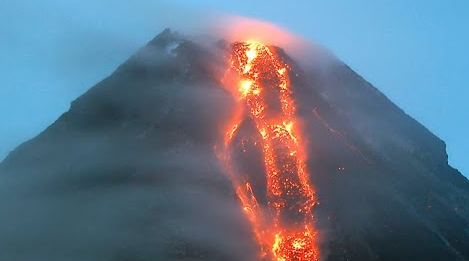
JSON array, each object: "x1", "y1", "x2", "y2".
[
  {"x1": 149, "y1": 28, "x2": 182, "y2": 47},
  {"x1": 0, "y1": 30, "x2": 468, "y2": 261}
]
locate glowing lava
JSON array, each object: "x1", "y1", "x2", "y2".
[{"x1": 217, "y1": 42, "x2": 319, "y2": 261}]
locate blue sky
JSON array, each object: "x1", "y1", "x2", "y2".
[{"x1": 0, "y1": 0, "x2": 467, "y2": 176}]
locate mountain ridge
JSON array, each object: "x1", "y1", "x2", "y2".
[{"x1": 0, "y1": 28, "x2": 468, "y2": 261}]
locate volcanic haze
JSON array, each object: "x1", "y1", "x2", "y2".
[{"x1": 0, "y1": 28, "x2": 468, "y2": 261}]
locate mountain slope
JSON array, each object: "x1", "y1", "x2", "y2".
[{"x1": 1, "y1": 29, "x2": 468, "y2": 261}]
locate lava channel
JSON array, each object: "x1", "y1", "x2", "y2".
[{"x1": 216, "y1": 42, "x2": 320, "y2": 261}]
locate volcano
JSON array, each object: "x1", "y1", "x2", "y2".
[{"x1": 1, "y1": 29, "x2": 468, "y2": 261}]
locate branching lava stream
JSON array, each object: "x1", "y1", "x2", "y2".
[{"x1": 217, "y1": 42, "x2": 320, "y2": 261}]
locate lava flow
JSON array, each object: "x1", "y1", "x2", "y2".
[{"x1": 217, "y1": 42, "x2": 319, "y2": 261}]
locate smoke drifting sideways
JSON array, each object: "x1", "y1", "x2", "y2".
[
  {"x1": 0, "y1": 48, "x2": 258, "y2": 260},
  {"x1": 0, "y1": 14, "x2": 262, "y2": 259},
  {"x1": 0, "y1": 0, "x2": 336, "y2": 165},
  {"x1": 0, "y1": 6, "x2": 346, "y2": 261},
  {"x1": 190, "y1": 14, "x2": 338, "y2": 70}
]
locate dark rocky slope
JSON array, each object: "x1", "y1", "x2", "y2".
[{"x1": 1, "y1": 29, "x2": 468, "y2": 261}]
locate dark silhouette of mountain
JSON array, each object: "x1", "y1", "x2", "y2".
[{"x1": 1, "y1": 29, "x2": 468, "y2": 261}]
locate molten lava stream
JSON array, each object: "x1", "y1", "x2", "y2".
[{"x1": 217, "y1": 42, "x2": 319, "y2": 261}]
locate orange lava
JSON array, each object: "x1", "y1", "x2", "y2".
[{"x1": 217, "y1": 42, "x2": 319, "y2": 261}]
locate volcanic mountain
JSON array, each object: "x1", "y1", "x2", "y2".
[{"x1": 1, "y1": 29, "x2": 468, "y2": 261}]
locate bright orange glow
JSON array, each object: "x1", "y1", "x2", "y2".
[
  {"x1": 239, "y1": 80, "x2": 254, "y2": 98},
  {"x1": 217, "y1": 42, "x2": 319, "y2": 261},
  {"x1": 211, "y1": 16, "x2": 296, "y2": 48}
]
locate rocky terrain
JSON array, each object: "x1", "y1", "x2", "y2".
[{"x1": 1, "y1": 29, "x2": 468, "y2": 261}]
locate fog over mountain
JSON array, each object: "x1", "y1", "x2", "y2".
[{"x1": 0, "y1": 29, "x2": 468, "y2": 261}]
